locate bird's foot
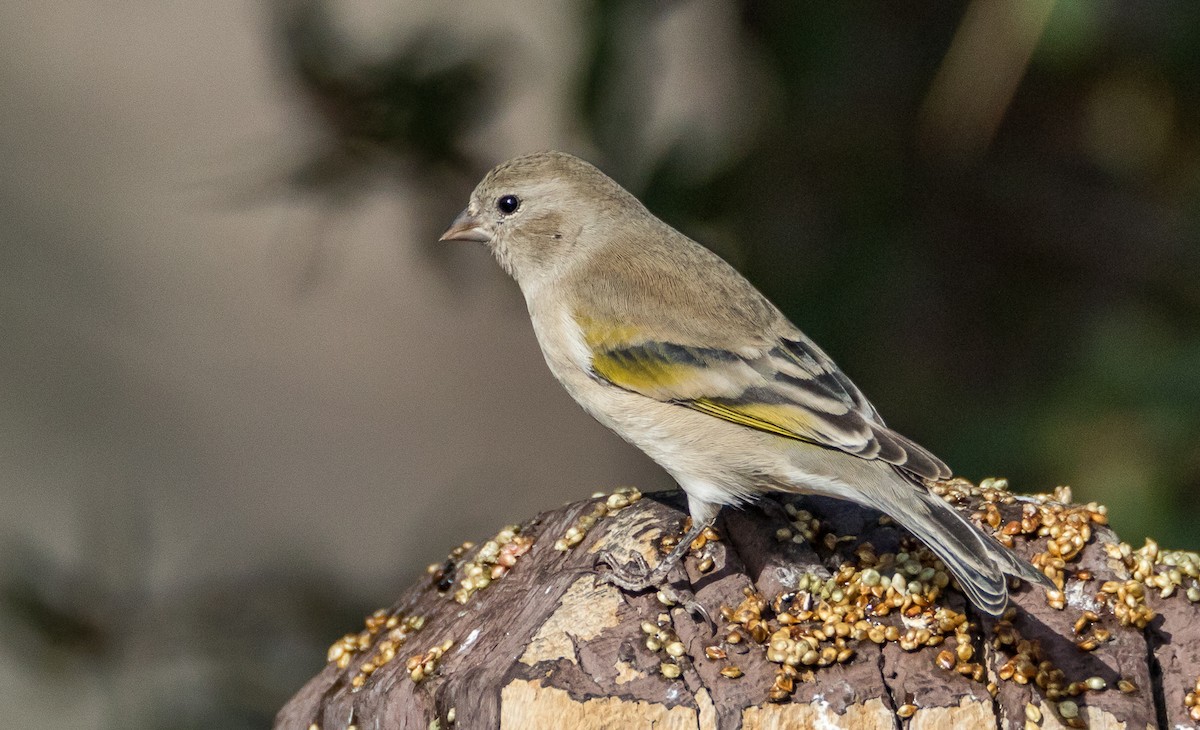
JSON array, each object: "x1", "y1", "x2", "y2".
[
  {"x1": 594, "y1": 549, "x2": 670, "y2": 592},
  {"x1": 594, "y1": 549, "x2": 712, "y2": 626}
]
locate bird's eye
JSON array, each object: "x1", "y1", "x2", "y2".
[{"x1": 496, "y1": 195, "x2": 521, "y2": 215}]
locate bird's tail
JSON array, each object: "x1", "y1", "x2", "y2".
[{"x1": 855, "y1": 474, "x2": 1053, "y2": 617}]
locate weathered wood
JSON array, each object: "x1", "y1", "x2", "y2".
[{"x1": 275, "y1": 481, "x2": 1200, "y2": 729}]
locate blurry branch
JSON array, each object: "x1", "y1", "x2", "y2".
[
  {"x1": 0, "y1": 542, "x2": 109, "y2": 667},
  {"x1": 257, "y1": 0, "x2": 499, "y2": 290},
  {"x1": 918, "y1": 0, "x2": 1057, "y2": 165},
  {"x1": 273, "y1": 0, "x2": 494, "y2": 179},
  {"x1": 575, "y1": 0, "x2": 754, "y2": 262},
  {"x1": 577, "y1": 0, "x2": 666, "y2": 182},
  {"x1": 0, "y1": 536, "x2": 369, "y2": 728}
]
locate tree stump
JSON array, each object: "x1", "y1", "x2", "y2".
[{"x1": 274, "y1": 480, "x2": 1200, "y2": 729}]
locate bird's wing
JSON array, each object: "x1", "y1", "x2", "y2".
[{"x1": 581, "y1": 319, "x2": 951, "y2": 482}]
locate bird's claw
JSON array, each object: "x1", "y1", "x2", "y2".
[
  {"x1": 656, "y1": 584, "x2": 714, "y2": 628},
  {"x1": 594, "y1": 550, "x2": 655, "y2": 591},
  {"x1": 593, "y1": 550, "x2": 713, "y2": 628}
]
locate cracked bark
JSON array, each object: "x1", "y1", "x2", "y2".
[
  {"x1": 873, "y1": 642, "x2": 902, "y2": 730},
  {"x1": 275, "y1": 490, "x2": 1197, "y2": 730}
]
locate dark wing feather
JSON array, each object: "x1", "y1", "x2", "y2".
[{"x1": 585, "y1": 323, "x2": 951, "y2": 482}]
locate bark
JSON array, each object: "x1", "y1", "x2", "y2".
[{"x1": 275, "y1": 481, "x2": 1200, "y2": 730}]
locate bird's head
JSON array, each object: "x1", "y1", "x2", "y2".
[{"x1": 440, "y1": 151, "x2": 646, "y2": 290}]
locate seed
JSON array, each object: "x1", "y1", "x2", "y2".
[
  {"x1": 1117, "y1": 679, "x2": 1137, "y2": 693},
  {"x1": 665, "y1": 641, "x2": 686, "y2": 658},
  {"x1": 1057, "y1": 700, "x2": 1079, "y2": 719},
  {"x1": 698, "y1": 556, "x2": 714, "y2": 573},
  {"x1": 936, "y1": 650, "x2": 955, "y2": 670},
  {"x1": 720, "y1": 666, "x2": 743, "y2": 679},
  {"x1": 705, "y1": 646, "x2": 727, "y2": 661},
  {"x1": 1025, "y1": 703, "x2": 1042, "y2": 722},
  {"x1": 660, "y1": 662, "x2": 681, "y2": 679},
  {"x1": 897, "y1": 704, "x2": 916, "y2": 718}
]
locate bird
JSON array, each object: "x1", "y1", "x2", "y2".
[{"x1": 440, "y1": 150, "x2": 1052, "y2": 617}]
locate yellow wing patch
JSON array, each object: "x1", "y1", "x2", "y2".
[
  {"x1": 575, "y1": 313, "x2": 947, "y2": 476},
  {"x1": 590, "y1": 350, "x2": 695, "y2": 393},
  {"x1": 689, "y1": 399, "x2": 814, "y2": 442},
  {"x1": 578, "y1": 313, "x2": 834, "y2": 446},
  {"x1": 579, "y1": 315, "x2": 699, "y2": 395}
]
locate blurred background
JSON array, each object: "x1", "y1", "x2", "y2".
[{"x1": 2, "y1": 0, "x2": 1198, "y2": 726}]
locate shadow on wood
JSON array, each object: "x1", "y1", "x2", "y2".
[{"x1": 275, "y1": 480, "x2": 1200, "y2": 729}]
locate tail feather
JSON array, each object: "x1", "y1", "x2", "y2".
[
  {"x1": 895, "y1": 490, "x2": 1010, "y2": 616},
  {"x1": 855, "y1": 478, "x2": 1049, "y2": 617},
  {"x1": 984, "y1": 525, "x2": 1057, "y2": 591}
]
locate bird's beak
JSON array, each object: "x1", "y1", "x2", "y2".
[{"x1": 439, "y1": 209, "x2": 491, "y2": 243}]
